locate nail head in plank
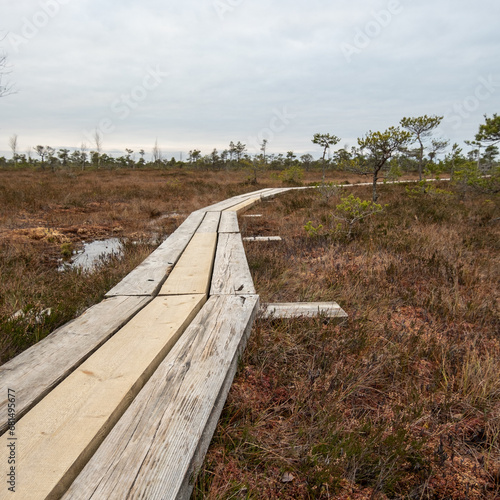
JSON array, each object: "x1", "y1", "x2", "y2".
[
  {"x1": 13, "y1": 294, "x2": 206, "y2": 500},
  {"x1": 211, "y1": 233, "x2": 256, "y2": 295},
  {"x1": 0, "y1": 295, "x2": 151, "y2": 435},
  {"x1": 159, "y1": 233, "x2": 217, "y2": 296},
  {"x1": 260, "y1": 302, "x2": 348, "y2": 319},
  {"x1": 63, "y1": 295, "x2": 259, "y2": 500}
]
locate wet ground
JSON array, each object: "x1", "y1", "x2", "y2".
[
  {"x1": 58, "y1": 238, "x2": 123, "y2": 271},
  {"x1": 0, "y1": 203, "x2": 185, "y2": 270}
]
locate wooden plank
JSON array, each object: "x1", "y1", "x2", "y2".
[
  {"x1": 202, "y1": 189, "x2": 275, "y2": 212},
  {"x1": 225, "y1": 197, "x2": 261, "y2": 213},
  {"x1": 200, "y1": 194, "x2": 254, "y2": 212},
  {"x1": 0, "y1": 295, "x2": 151, "y2": 435},
  {"x1": 218, "y1": 211, "x2": 239, "y2": 233},
  {"x1": 11, "y1": 294, "x2": 206, "y2": 500},
  {"x1": 260, "y1": 188, "x2": 291, "y2": 200},
  {"x1": 211, "y1": 233, "x2": 255, "y2": 295},
  {"x1": 63, "y1": 294, "x2": 259, "y2": 500},
  {"x1": 105, "y1": 211, "x2": 205, "y2": 296},
  {"x1": 159, "y1": 233, "x2": 217, "y2": 296},
  {"x1": 243, "y1": 236, "x2": 282, "y2": 242},
  {"x1": 261, "y1": 302, "x2": 348, "y2": 319},
  {"x1": 196, "y1": 211, "x2": 220, "y2": 233}
]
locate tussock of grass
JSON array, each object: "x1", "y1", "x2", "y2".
[{"x1": 195, "y1": 184, "x2": 500, "y2": 499}]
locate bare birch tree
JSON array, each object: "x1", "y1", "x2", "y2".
[
  {"x1": 9, "y1": 134, "x2": 18, "y2": 165},
  {"x1": 0, "y1": 53, "x2": 14, "y2": 97}
]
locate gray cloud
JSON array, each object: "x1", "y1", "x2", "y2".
[{"x1": 1, "y1": 0, "x2": 499, "y2": 159}]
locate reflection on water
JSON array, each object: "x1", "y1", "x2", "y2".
[{"x1": 59, "y1": 238, "x2": 123, "y2": 272}]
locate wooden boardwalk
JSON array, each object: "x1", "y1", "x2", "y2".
[{"x1": 0, "y1": 186, "x2": 347, "y2": 499}]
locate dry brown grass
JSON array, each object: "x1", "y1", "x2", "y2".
[
  {"x1": 0, "y1": 168, "x2": 272, "y2": 363},
  {"x1": 0, "y1": 168, "x2": 373, "y2": 364},
  {"x1": 194, "y1": 183, "x2": 500, "y2": 499},
  {"x1": 5, "y1": 169, "x2": 496, "y2": 498}
]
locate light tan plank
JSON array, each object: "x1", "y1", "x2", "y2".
[
  {"x1": 0, "y1": 296, "x2": 151, "y2": 435},
  {"x1": 159, "y1": 233, "x2": 217, "y2": 296},
  {"x1": 200, "y1": 195, "x2": 253, "y2": 212},
  {"x1": 261, "y1": 302, "x2": 348, "y2": 319},
  {"x1": 9, "y1": 294, "x2": 206, "y2": 500},
  {"x1": 202, "y1": 189, "x2": 275, "y2": 212},
  {"x1": 211, "y1": 233, "x2": 255, "y2": 295},
  {"x1": 225, "y1": 197, "x2": 261, "y2": 213},
  {"x1": 218, "y1": 211, "x2": 239, "y2": 233},
  {"x1": 261, "y1": 187, "x2": 291, "y2": 200},
  {"x1": 196, "y1": 211, "x2": 220, "y2": 233},
  {"x1": 63, "y1": 295, "x2": 259, "y2": 500},
  {"x1": 105, "y1": 211, "x2": 205, "y2": 296}
]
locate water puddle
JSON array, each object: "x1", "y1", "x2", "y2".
[{"x1": 59, "y1": 238, "x2": 123, "y2": 272}]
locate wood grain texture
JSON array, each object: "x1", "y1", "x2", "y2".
[
  {"x1": 261, "y1": 188, "x2": 291, "y2": 199},
  {"x1": 196, "y1": 211, "x2": 220, "y2": 233},
  {"x1": 261, "y1": 302, "x2": 348, "y2": 319},
  {"x1": 200, "y1": 195, "x2": 252, "y2": 212},
  {"x1": 0, "y1": 296, "x2": 151, "y2": 436},
  {"x1": 201, "y1": 188, "x2": 274, "y2": 212},
  {"x1": 218, "y1": 211, "x2": 240, "y2": 233},
  {"x1": 63, "y1": 294, "x2": 259, "y2": 500},
  {"x1": 105, "y1": 211, "x2": 205, "y2": 296},
  {"x1": 158, "y1": 233, "x2": 217, "y2": 296},
  {"x1": 211, "y1": 233, "x2": 255, "y2": 295},
  {"x1": 9, "y1": 294, "x2": 206, "y2": 500},
  {"x1": 225, "y1": 197, "x2": 261, "y2": 213}
]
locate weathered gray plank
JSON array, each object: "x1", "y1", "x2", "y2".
[
  {"x1": 200, "y1": 194, "x2": 254, "y2": 212},
  {"x1": 0, "y1": 295, "x2": 151, "y2": 436},
  {"x1": 211, "y1": 233, "x2": 256, "y2": 295},
  {"x1": 63, "y1": 294, "x2": 259, "y2": 500},
  {"x1": 225, "y1": 197, "x2": 261, "y2": 213},
  {"x1": 201, "y1": 188, "x2": 273, "y2": 212},
  {"x1": 218, "y1": 211, "x2": 239, "y2": 233},
  {"x1": 243, "y1": 236, "x2": 282, "y2": 242},
  {"x1": 196, "y1": 211, "x2": 220, "y2": 233},
  {"x1": 260, "y1": 188, "x2": 291, "y2": 200},
  {"x1": 105, "y1": 211, "x2": 205, "y2": 296},
  {"x1": 261, "y1": 302, "x2": 348, "y2": 319},
  {"x1": 11, "y1": 295, "x2": 206, "y2": 500}
]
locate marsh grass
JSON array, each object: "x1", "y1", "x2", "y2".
[
  {"x1": 0, "y1": 238, "x2": 156, "y2": 362},
  {"x1": 194, "y1": 183, "x2": 500, "y2": 499},
  {"x1": 0, "y1": 168, "x2": 295, "y2": 363},
  {"x1": 2, "y1": 169, "x2": 371, "y2": 363}
]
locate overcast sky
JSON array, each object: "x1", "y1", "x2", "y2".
[{"x1": 1, "y1": 0, "x2": 499, "y2": 160}]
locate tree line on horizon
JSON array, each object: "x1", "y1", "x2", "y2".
[{"x1": 2, "y1": 114, "x2": 499, "y2": 200}]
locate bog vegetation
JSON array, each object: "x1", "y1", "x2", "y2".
[
  {"x1": 195, "y1": 180, "x2": 500, "y2": 499},
  {"x1": 0, "y1": 114, "x2": 499, "y2": 497}
]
